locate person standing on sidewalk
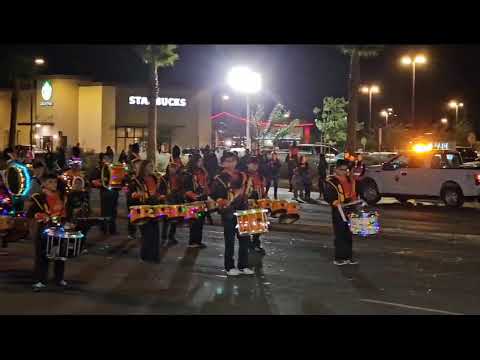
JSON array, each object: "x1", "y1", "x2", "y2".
[
  {"x1": 317, "y1": 153, "x2": 329, "y2": 201},
  {"x1": 324, "y1": 159, "x2": 358, "y2": 266},
  {"x1": 286, "y1": 145, "x2": 299, "y2": 192},
  {"x1": 265, "y1": 152, "x2": 282, "y2": 199}
]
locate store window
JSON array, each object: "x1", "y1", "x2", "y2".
[{"x1": 116, "y1": 126, "x2": 146, "y2": 153}]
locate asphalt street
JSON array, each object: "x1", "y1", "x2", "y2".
[{"x1": 1, "y1": 209, "x2": 479, "y2": 314}]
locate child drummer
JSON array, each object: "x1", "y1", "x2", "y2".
[
  {"x1": 324, "y1": 159, "x2": 359, "y2": 266},
  {"x1": 128, "y1": 160, "x2": 161, "y2": 262},
  {"x1": 210, "y1": 152, "x2": 254, "y2": 276},
  {"x1": 245, "y1": 157, "x2": 267, "y2": 255},
  {"x1": 90, "y1": 153, "x2": 120, "y2": 235},
  {"x1": 158, "y1": 162, "x2": 184, "y2": 246},
  {"x1": 27, "y1": 174, "x2": 68, "y2": 291},
  {"x1": 184, "y1": 154, "x2": 209, "y2": 249},
  {"x1": 65, "y1": 176, "x2": 91, "y2": 253}
]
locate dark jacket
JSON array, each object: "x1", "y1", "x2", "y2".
[
  {"x1": 66, "y1": 191, "x2": 90, "y2": 220},
  {"x1": 318, "y1": 157, "x2": 329, "y2": 179},
  {"x1": 267, "y1": 159, "x2": 282, "y2": 178}
]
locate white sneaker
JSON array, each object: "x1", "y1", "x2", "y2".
[
  {"x1": 333, "y1": 260, "x2": 349, "y2": 266},
  {"x1": 32, "y1": 282, "x2": 47, "y2": 291},
  {"x1": 226, "y1": 268, "x2": 240, "y2": 276},
  {"x1": 57, "y1": 280, "x2": 68, "y2": 287},
  {"x1": 239, "y1": 268, "x2": 255, "y2": 275}
]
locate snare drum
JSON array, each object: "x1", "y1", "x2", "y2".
[
  {"x1": 101, "y1": 163, "x2": 127, "y2": 189},
  {"x1": 248, "y1": 199, "x2": 259, "y2": 209},
  {"x1": 45, "y1": 227, "x2": 84, "y2": 261},
  {"x1": 184, "y1": 202, "x2": 207, "y2": 222},
  {"x1": 129, "y1": 205, "x2": 156, "y2": 225},
  {"x1": 256, "y1": 199, "x2": 272, "y2": 212},
  {"x1": 348, "y1": 208, "x2": 380, "y2": 236},
  {"x1": 151, "y1": 205, "x2": 168, "y2": 220},
  {"x1": 270, "y1": 200, "x2": 288, "y2": 217},
  {"x1": 234, "y1": 208, "x2": 269, "y2": 236},
  {"x1": 165, "y1": 204, "x2": 189, "y2": 223}
]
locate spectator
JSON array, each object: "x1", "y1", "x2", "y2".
[
  {"x1": 266, "y1": 152, "x2": 282, "y2": 199},
  {"x1": 291, "y1": 167, "x2": 304, "y2": 202},
  {"x1": 56, "y1": 146, "x2": 66, "y2": 170},
  {"x1": 118, "y1": 149, "x2": 128, "y2": 164},
  {"x1": 299, "y1": 156, "x2": 311, "y2": 201},
  {"x1": 105, "y1": 146, "x2": 114, "y2": 161},
  {"x1": 286, "y1": 146, "x2": 299, "y2": 192},
  {"x1": 317, "y1": 153, "x2": 329, "y2": 201}
]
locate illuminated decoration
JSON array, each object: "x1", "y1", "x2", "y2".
[
  {"x1": 5, "y1": 162, "x2": 32, "y2": 198},
  {"x1": 348, "y1": 209, "x2": 380, "y2": 237},
  {"x1": 432, "y1": 142, "x2": 450, "y2": 150},
  {"x1": 413, "y1": 143, "x2": 433, "y2": 153},
  {"x1": 234, "y1": 209, "x2": 269, "y2": 236},
  {"x1": 67, "y1": 157, "x2": 83, "y2": 167},
  {"x1": 128, "y1": 96, "x2": 187, "y2": 107},
  {"x1": 40, "y1": 80, "x2": 53, "y2": 106}
]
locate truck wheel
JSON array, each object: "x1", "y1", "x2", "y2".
[
  {"x1": 360, "y1": 179, "x2": 381, "y2": 205},
  {"x1": 441, "y1": 185, "x2": 464, "y2": 208}
]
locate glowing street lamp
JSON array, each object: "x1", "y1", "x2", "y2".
[
  {"x1": 448, "y1": 100, "x2": 464, "y2": 128},
  {"x1": 360, "y1": 85, "x2": 380, "y2": 131},
  {"x1": 222, "y1": 94, "x2": 230, "y2": 101},
  {"x1": 441, "y1": 117, "x2": 448, "y2": 125},
  {"x1": 380, "y1": 107, "x2": 393, "y2": 125},
  {"x1": 34, "y1": 58, "x2": 45, "y2": 66},
  {"x1": 227, "y1": 66, "x2": 262, "y2": 149},
  {"x1": 401, "y1": 54, "x2": 427, "y2": 124}
]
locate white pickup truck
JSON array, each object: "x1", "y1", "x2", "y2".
[{"x1": 359, "y1": 149, "x2": 480, "y2": 208}]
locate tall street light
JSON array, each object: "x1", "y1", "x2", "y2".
[
  {"x1": 30, "y1": 57, "x2": 45, "y2": 151},
  {"x1": 380, "y1": 108, "x2": 393, "y2": 126},
  {"x1": 360, "y1": 85, "x2": 380, "y2": 132},
  {"x1": 448, "y1": 100, "x2": 464, "y2": 129},
  {"x1": 227, "y1": 66, "x2": 262, "y2": 150},
  {"x1": 401, "y1": 54, "x2": 427, "y2": 125}
]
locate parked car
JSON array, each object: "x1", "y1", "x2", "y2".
[{"x1": 359, "y1": 149, "x2": 480, "y2": 207}]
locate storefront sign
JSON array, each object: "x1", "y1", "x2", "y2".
[
  {"x1": 40, "y1": 80, "x2": 53, "y2": 106},
  {"x1": 128, "y1": 96, "x2": 187, "y2": 107}
]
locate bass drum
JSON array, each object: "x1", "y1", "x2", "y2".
[{"x1": 5, "y1": 162, "x2": 31, "y2": 198}]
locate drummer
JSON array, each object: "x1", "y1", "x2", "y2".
[
  {"x1": 183, "y1": 154, "x2": 209, "y2": 249},
  {"x1": 324, "y1": 159, "x2": 359, "y2": 266},
  {"x1": 128, "y1": 160, "x2": 161, "y2": 262},
  {"x1": 65, "y1": 177, "x2": 91, "y2": 253},
  {"x1": 125, "y1": 158, "x2": 142, "y2": 240},
  {"x1": 244, "y1": 157, "x2": 267, "y2": 255},
  {"x1": 158, "y1": 162, "x2": 184, "y2": 246},
  {"x1": 90, "y1": 153, "x2": 119, "y2": 236},
  {"x1": 27, "y1": 174, "x2": 68, "y2": 291}
]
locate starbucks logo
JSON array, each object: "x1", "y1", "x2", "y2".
[{"x1": 41, "y1": 81, "x2": 52, "y2": 101}]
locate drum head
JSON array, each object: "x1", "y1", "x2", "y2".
[{"x1": 6, "y1": 166, "x2": 22, "y2": 196}]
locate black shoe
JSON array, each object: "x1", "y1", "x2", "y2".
[
  {"x1": 56, "y1": 280, "x2": 68, "y2": 288},
  {"x1": 253, "y1": 246, "x2": 266, "y2": 255},
  {"x1": 188, "y1": 243, "x2": 207, "y2": 249}
]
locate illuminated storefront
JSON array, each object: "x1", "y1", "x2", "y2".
[{"x1": 0, "y1": 75, "x2": 212, "y2": 152}]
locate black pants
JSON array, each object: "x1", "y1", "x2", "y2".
[
  {"x1": 304, "y1": 184, "x2": 311, "y2": 200},
  {"x1": 75, "y1": 221, "x2": 90, "y2": 251},
  {"x1": 250, "y1": 234, "x2": 261, "y2": 249},
  {"x1": 34, "y1": 226, "x2": 65, "y2": 284},
  {"x1": 161, "y1": 219, "x2": 177, "y2": 240},
  {"x1": 318, "y1": 176, "x2": 326, "y2": 198},
  {"x1": 288, "y1": 173, "x2": 294, "y2": 192},
  {"x1": 223, "y1": 217, "x2": 249, "y2": 271},
  {"x1": 100, "y1": 189, "x2": 119, "y2": 234},
  {"x1": 332, "y1": 208, "x2": 353, "y2": 261},
  {"x1": 126, "y1": 199, "x2": 138, "y2": 237},
  {"x1": 266, "y1": 177, "x2": 279, "y2": 199},
  {"x1": 139, "y1": 220, "x2": 160, "y2": 262},
  {"x1": 189, "y1": 217, "x2": 205, "y2": 245}
]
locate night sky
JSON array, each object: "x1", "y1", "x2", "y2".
[{"x1": 1, "y1": 44, "x2": 479, "y2": 134}]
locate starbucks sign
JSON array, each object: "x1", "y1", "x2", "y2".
[{"x1": 40, "y1": 80, "x2": 53, "y2": 106}]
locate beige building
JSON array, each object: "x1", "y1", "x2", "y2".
[{"x1": 0, "y1": 75, "x2": 212, "y2": 153}]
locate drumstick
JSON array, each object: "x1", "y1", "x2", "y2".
[{"x1": 337, "y1": 204, "x2": 348, "y2": 222}]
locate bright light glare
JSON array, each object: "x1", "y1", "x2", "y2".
[
  {"x1": 414, "y1": 55, "x2": 427, "y2": 64},
  {"x1": 380, "y1": 110, "x2": 388, "y2": 117},
  {"x1": 441, "y1": 118, "x2": 448, "y2": 124},
  {"x1": 449, "y1": 101, "x2": 458, "y2": 108},
  {"x1": 387, "y1": 108, "x2": 393, "y2": 112},
  {"x1": 360, "y1": 86, "x2": 369, "y2": 94},
  {"x1": 413, "y1": 143, "x2": 433, "y2": 153},
  {"x1": 222, "y1": 94, "x2": 230, "y2": 101},
  {"x1": 371, "y1": 85, "x2": 380, "y2": 94},
  {"x1": 459, "y1": 102, "x2": 464, "y2": 107},
  {"x1": 34, "y1": 58, "x2": 45, "y2": 65},
  {"x1": 35, "y1": 124, "x2": 41, "y2": 128},
  {"x1": 401, "y1": 56, "x2": 412, "y2": 65},
  {"x1": 34, "y1": 134, "x2": 40, "y2": 140},
  {"x1": 227, "y1": 66, "x2": 262, "y2": 94},
  {"x1": 53, "y1": 134, "x2": 59, "y2": 140},
  {"x1": 224, "y1": 139, "x2": 233, "y2": 147}
]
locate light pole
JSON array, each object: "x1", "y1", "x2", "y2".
[
  {"x1": 401, "y1": 54, "x2": 427, "y2": 124},
  {"x1": 30, "y1": 57, "x2": 45, "y2": 151},
  {"x1": 448, "y1": 100, "x2": 464, "y2": 129},
  {"x1": 360, "y1": 85, "x2": 380, "y2": 132},
  {"x1": 379, "y1": 108, "x2": 393, "y2": 151},
  {"x1": 227, "y1": 66, "x2": 262, "y2": 150}
]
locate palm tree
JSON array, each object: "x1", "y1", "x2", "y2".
[
  {"x1": 136, "y1": 45, "x2": 179, "y2": 162},
  {"x1": 1, "y1": 55, "x2": 40, "y2": 147},
  {"x1": 339, "y1": 45, "x2": 383, "y2": 153}
]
